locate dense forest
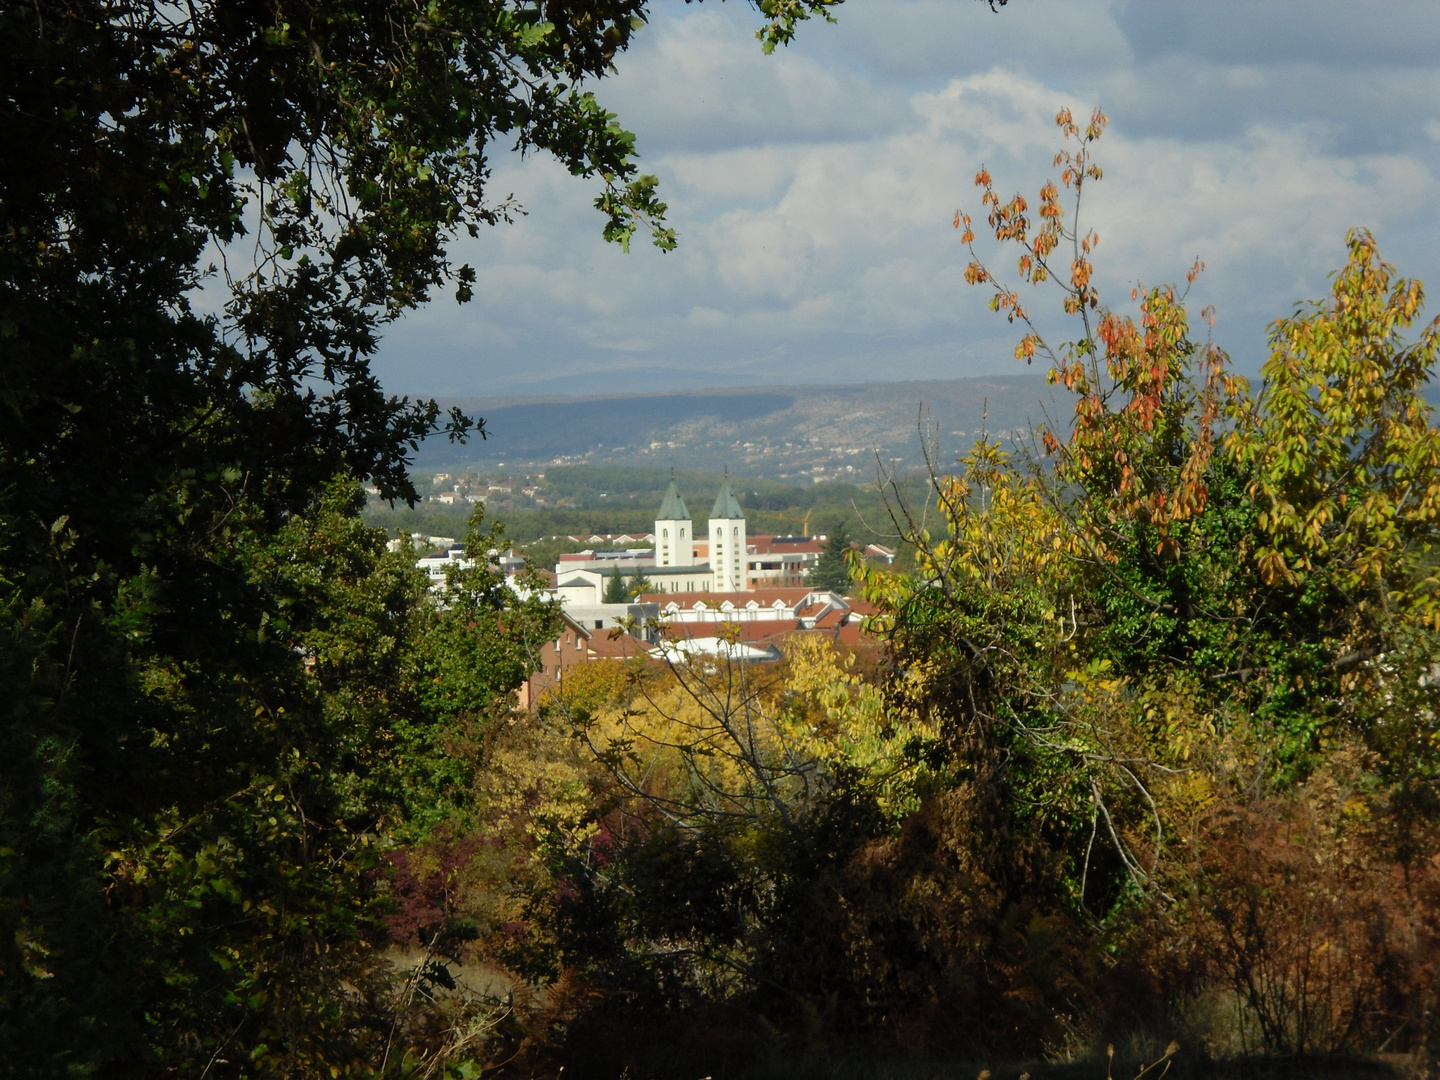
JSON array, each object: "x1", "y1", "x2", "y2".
[
  {"x1": 361, "y1": 465, "x2": 925, "y2": 566},
  {"x1": 4, "y1": 3, "x2": 1439, "y2": 1079}
]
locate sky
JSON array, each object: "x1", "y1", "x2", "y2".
[{"x1": 371, "y1": 0, "x2": 1440, "y2": 400}]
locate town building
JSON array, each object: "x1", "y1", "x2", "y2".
[
  {"x1": 554, "y1": 480, "x2": 826, "y2": 597},
  {"x1": 556, "y1": 548, "x2": 655, "y2": 570},
  {"x1": 553, "y1": 552, "x2": 655, "y2": 605},
  {"x1": 470, "y1": 478, "x2": 882, "y2": 706},
  {"x1": 637, "y1": 587, "x2": 875, "y2": 661},
  {"x1": 407, "y1": 540, "x2": 527, "y2": 593},
  {"x1": 708, "y1": 479, "x2": 747, "y2": 592},
  {"x1": 566, "y1": 532, "x2": 657, "y2": 545},
  {"x1": 640, "y1": 587, "x2": 850, "y2": 627},
  {"x1": 864, "y1": 543, "x2": 897, "y2": 565},
  {"x1": 655, "y1": 479, "x2": 695, "y2": 569},
  {"x1": 516, "y1": 611, "x2": 592, "y2": 710},
  {"x1": 551, "y1": 546, "x2": 654, "y2": 604},
  {"x1": 416, "y1": 545, "x2": 470, "y2": 589},
  {"x1": 387, "y1": 532, "x2": 456, "y2": 552},
  {"x1": 746, "y1": 535, "x2": 823, "y2": 589},
  {"x1": 562, "y1": 602, "x2": 662, "y2": 634}
]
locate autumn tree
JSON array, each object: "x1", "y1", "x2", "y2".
[{"x1": 854, "y1": 106, "x2": 1440, "y2": 1054}]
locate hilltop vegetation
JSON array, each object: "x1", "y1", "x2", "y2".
[
  {"x1": 363, "y1": 465, "x2": 929, "y2": 559},
  {"x1": 411, "y1": 376, "x2": 1056, "y2": 482}
]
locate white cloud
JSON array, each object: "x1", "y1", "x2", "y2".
[
  {"x1": 373, "y1": 0, "x2": 1440, "y2": 398},
  {"x1": 598, "y1": 7, "x2": 913, "y2": 152}
]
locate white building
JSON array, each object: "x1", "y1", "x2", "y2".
[
  {"x1": 638, "y1": 587, "x2": 867, "y2": 663},
  {"x1": 551, "y1": 478, "x2": 825, "y2": 601},
  {"x1": 416, "y1": 545, "x2": 471, "y2": 589},
  {"x1": 647, "y1": 589, "x2": 850, "y2": 627},
  {"x1": 708, "y1": 479, "x2": 747, "y2": 593},
  {"x1": 745, "y1": 535, "x2": 823, "y2": 589},
  {"x1": 412, "y1": 542, "x2": 525, "y2": 592},
  {"x1": 652, "y1": 637, "x2": 781, "y2": 663},
  {"x1": 644, "y1": 478, "x2": 719, "y2": 594},
  {"x1": 553, "y1": 548, "x2": 656, "y2": 604},
  {"x1": 643, "y1": 564, "x2": 720, "y2": 594},
  {"x1": 655, "y1": 481, "x2": 695, "y2": 568}
]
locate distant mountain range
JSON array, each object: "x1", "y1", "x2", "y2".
[{"x1": 418, "y1": 374, "x2": 1060, "y2": 482}]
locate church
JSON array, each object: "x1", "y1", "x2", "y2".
[
  {"x1": 648, "y1": 477, "x2": 748, "y2": 593},
  {"x1": 548, "y1": 477, "x2": 823, "y2": 606}
]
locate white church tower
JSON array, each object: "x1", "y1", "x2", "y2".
[
  {"x1": 655, "y1": 479, "x2": 694, "y2": 568},
  {"x1": 708, "y1": 477, "x2": 747, "y2": 592}
]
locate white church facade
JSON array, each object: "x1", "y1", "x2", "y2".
[
  {"x1": 707, "y1": 480, "x2": 746, "y2": 592},
  {"x1": 649, "y1": 477, "x2": 747, "y2": 594},
  {"x1": 648, "y1": 479, "x2": 712, "y2": 591},
  {"x1": 550, "y1": 478, "x2": 821, "y2": 603}
]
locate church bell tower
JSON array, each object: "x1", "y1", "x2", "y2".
[
  {"x1": 655, "y1": 479, "x2": 693, "y2": 568},
  {"x1": 708, "y1": 476, "x2": 747, "y2": 592}
]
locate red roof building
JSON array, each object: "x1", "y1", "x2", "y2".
[
  {"x1": 744, "y1": 535, "x2": 823, "y2": 590},
  {"x1": 517, "y1": 612, "x2": 591, "y2": 711}
]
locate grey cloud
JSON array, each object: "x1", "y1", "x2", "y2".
[
  {"x1": 1096, "y1": 59, "x2": 1440, "y2": 155},
  {"x1": 790, "y1": 0, "x2": 1132, "y2": 89},
  {"x1": 787, "y1": 1, "x2": 1440, "y2": 153},
  {"x1": 371, "y1": 1, "x2": 1440, "y2": 400},
  {"x1": 1114, "y1": 1, "x2": 1440, "y2": 69}
]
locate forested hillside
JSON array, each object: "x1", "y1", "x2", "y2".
[
  {"x1": 408, "y1": 375, "x2": 1056, "y2": 481},
  {"x1": 4, "y1": 4, "x2": 1440, "y2": 1080},
  {"x1": 363, "y1": 465, "x2": 930, "y2": 561}
]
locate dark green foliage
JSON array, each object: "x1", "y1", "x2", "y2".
[
  {"x1": 0, "y1": 0, "x2": 624, "y2": 1070},
  {"x1": 806, "y1": 525, "x2": 855, "y2": 593},
  {"x1": 0, "y1": 471, "x2": 557, "y2": 1073},
  {"x1": 362, "y1": 466, "x2": 932, "y2": 550},
  {"x1": 627, "y1": 569, "x2": 654, "y2": 598},
  {"x1": 603, "y1": 565, "x2": 631, "y2": 604}
]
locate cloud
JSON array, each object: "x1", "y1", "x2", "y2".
[
  {"x1": 597, "y1": 7, "x2": 912, "y2": 152},
  {"x1": 1115, "y1": 1, "x2": 1440, "y2": 70},
  {"x1": 372, "y1": 0, "x2": 1440, "y2": 398}
]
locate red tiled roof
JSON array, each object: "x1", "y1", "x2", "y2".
[
  {"x1": 658, "y1": 615, "x2": 877, "y2": 648},
  {"x1": 586, "y1": 631, "x2": 650, "y2": 659},
  {"x1": 750, "y1": 535, "x2": 823, "y2": 555},
  {"x1": 661, "y1": 620, "x2": 794, "y2": 642},
  {"x1": 639, "y1": 587, "x2": 817, "y2": 607},
  {"x1": 824, "y1": 620, "x2": 880, "y2": 650},
  {"x1": 847, "y1": 597, "x2": 877, "y2": 617}
]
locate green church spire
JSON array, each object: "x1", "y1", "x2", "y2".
[
  {"x1": 657, "y1": 480, "x2": 690, "y2": 520},
  {"x1": 710, "y1": 480, "x2": 743, "y2": 520}
]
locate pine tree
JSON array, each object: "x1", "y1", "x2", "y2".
[
  {"x1": 807, "y1": 525, "x2": 855, "y2": 594},
  {"x1": 603, "y1": 564, "x2": 631, "y2": 604}
]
